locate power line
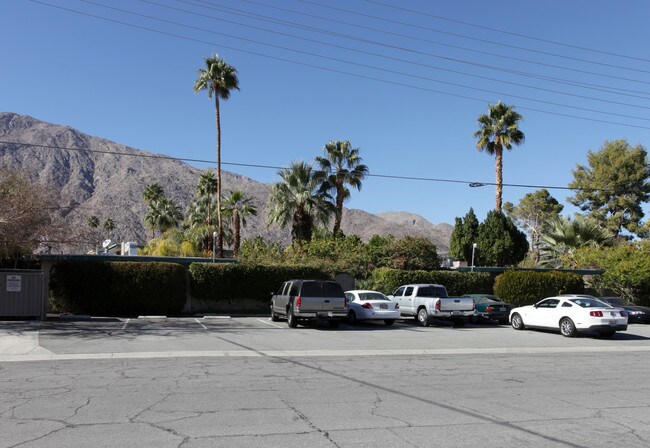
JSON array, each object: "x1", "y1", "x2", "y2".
[
  {"x1": 140, "y1": 0, "x2": 650, "y2": 108},
  {"x1": 296, "y1": 0, "x2": 650, "y2": 75},
  {"x1": 27, "y1": 0, "x2": 650, "y2": 129},
  {"x1": 184, "y1": 0, "x2": 650, "y2": 91},
  {"x1": 359, "y1": 0, "x2": 650, "y2": 64},
  {"x1": 0, "y1": 140, "x2": 615, "y2": 192},
  {"x1": 44, "y1": 0, "x2": 650, "y2": 123}
]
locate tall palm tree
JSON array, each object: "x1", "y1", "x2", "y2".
[
  {"x1": 474, "y1": 102, "x2": 525, "y2": 211},
  {"x1": 195, "y1": 171, "x2": 218, "y2": 251},
  {"x1": 145, "y1": 197, "x2": 182, "y2": 238},
  {"x1": 315, "y1": 140, "x2": 368, "y2": 236},
  {"x1": 223, "y1": 190, "x2": 257, "y2": 257},
  {"x1": 193, "y1": 54, "x2": 240, "y2": 258},
  {"x1": 185, "y1": 194, "x2": 218, "y2": 253},
  {"x1": 267, "y1": 161, "x2": 336, "y2": 248}
]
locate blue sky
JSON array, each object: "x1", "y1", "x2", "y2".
[{"x1": 2, "y1": 0, "x2": 650, "y2": 226}]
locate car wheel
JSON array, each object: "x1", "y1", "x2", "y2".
[
  {"x1": 348, "y1": 310, "x2": 358, "y2": 326},
  {"x1": 511, "y1": 313, "x2": 525, "y2": 330},
  {"x1": 384, "y1": 319, "x2": 395, "y2": 326},
  {"x1": 560, "y1": 317, "x2": 577, "y2": 337},
  {"x1": 328, "y1": 320, "x2": 340, "y2": 329},
  {"x1": 270, "y1": 303, "x2": 280, "y2": 322},
  {"x1": 599, "y1": 330, "x2": 616, "y2": 338},
  {"x1": 287, "y1": 308, "x2": 298, "y2": 328},
  {"x1": 417, "y1": 308, "x2": 429, "y2": 327}
]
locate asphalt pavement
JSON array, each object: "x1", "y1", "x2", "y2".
[{"x1": 1, "y1": 316, "x2": 649, "y2": 447}]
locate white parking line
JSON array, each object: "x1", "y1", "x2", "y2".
[
  {"x1": 194, "y1": 318, "x2": 208, "y2": 330},
  {"x1": 121, "y1": 319, "x2": 130, "y2": 330},
  {"x1": 257, "y1": 318, "x2": 284, "y2": 328}
]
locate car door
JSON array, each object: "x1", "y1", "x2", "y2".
[
  {"x1": 528, "y1": 299, "x2": 560, "y2": 328},
  {"x1": 390, "y1": 287, "x2": 406, "y2": 314},
  {"x1": 274, "y1": 282, "x2": 291, "y2": 315},
  {"x1": 401, "y1": 286, "x2": 416, "y2": 315}
]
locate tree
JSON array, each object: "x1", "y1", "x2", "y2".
[
  {"x1": 538, "y1": 215, "x2": 614, "y2": 268},
  {"x1": 568, "y1": 140, "x2": 650, "y2": 238},
  {"x1": 267, "y1": 161, "x2": 336, "y2": 248},
  {"x1": 222, "y1": 190, "x2": 257, "y2": 257},
  {"x1": 315, "y1": 140, "x2": 368, "y2": 236},
  {"x1": 194, "y1": 54, "x2": 240, "y2": 258},
  {"x1": 145, "y1": 196, "x2": 182, "y2": 238},
  {"x1": 195, "y1": 172, "x2": 218, "y2": 251},
  {"x1": 476, "y1": 210, "x2": 528, "y2": 267},
  {"x1": 388, "y1": 236, "x2": 439, "y2": 271},
  {"x1": 103, "y1": 218, "x2": 115, "y2": 234},
  {"x1": 474, "y1": 102, "x2": 525, "y2": 211},
  {"x1": 449, "y1": 208, "x2": 479, "y2": 263},
  {"x1": 143, "y1": 183, "x2": 164, "y2": 205},
  {"x1": 503, "y1": 189, "x2": 564, "y2": 264}
]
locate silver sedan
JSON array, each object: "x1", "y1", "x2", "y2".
[{"x1": 344, "y1": 290, "x2": 400, "y2": 326}]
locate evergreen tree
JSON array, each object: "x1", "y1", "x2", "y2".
[
  {"x1": 449, "y1": 208, "x2": 479, "y2": 262},
  {"x1": 476, "y1": 210, "x2": 528, "y2": 267}
]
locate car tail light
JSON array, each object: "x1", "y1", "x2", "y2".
[
  {"x1": 620, "y1": 310, "x2": 628, "y2": 317},
  {"x1": 485, "y1": 306, "x2": 494, "y2": 312},
  {"x1": 361, "y1": 302, "x2": 373, "y2": 309},
  {"x1": 395, "y1": 303, "x2": 399, "y2": 309},
  {"x1": 472, "y1": 299, "x2": 476, "y2": 310},
  {"x1": 296, "y1": 296, "x2": 301, "y2": 309},
  {"x1": 589, "y1": 311, "x2": 603, "y2": 317},
  {"x1": 435, "y1": 300, "x2": 441, "y2": 311}
]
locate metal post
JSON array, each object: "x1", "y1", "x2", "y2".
[
  {"x1": 471, "y1": 243, "x2": 477, "y2": 272},
  {"x1": 212, "y1": 231, "x2": 218, "y2": 263}
]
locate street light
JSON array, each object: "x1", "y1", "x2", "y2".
[
  {"x1": 212, "y1": 231, "x2": 218, "y2": 263},
  {"x1": 471, "y1": 243, "x2": 477, "y2": 272}
]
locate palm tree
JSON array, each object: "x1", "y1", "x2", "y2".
[
  {"x1": 267, "y1": 161, "x2": 336, "y2": 248},
  {"x1": 185, "y1": 194, "x2": 218, "y2": 253},
  {"x1": 195, "y1": 171, "x2": 218, "y2": 251},
  {"x1": 193, "y1": 54, "x2": 240, "y2": 258},
  {"x1": 539, "y1": 215, "x2": 614, "y2": 267},
  {"x1": 87, "y1": 215, "x2": 100, "y2": 229},
  {"x1": 143, "y1": 183, "x2": 164, "y2": 205},
  {"x1": 474, "y1": 102, "x2": 525, "y2": 211},
  {"x1": 145, "y1": 197, "x2": 182, "y2": 238},
  {"x1": 103, "y1": 218, "x2": 115, "y2": 239},
  {"x1": 223, "y1": 190, "x2": 257, "y2": 257},
  {"x1": 315, "y1": 140, "x2": 368, "y2": 236}
]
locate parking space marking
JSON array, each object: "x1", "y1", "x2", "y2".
[
  {"x1": 257, "y1": 318, "x2": 284, "y2": 329},
  {"x1": 194, "y1": 318, "x2": 208, "y2": 330},
  {"x1": 121, "y1": 319, "x2": 130, "y2": 330}
]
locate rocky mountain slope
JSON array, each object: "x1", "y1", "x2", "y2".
[{"x1": 0, "y1": 112, "x2": 452, "y2": 253}]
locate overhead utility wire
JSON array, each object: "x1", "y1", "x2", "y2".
[
  {"x1": 166, "y1": 0, "x2": 650, "y2": 102},
  {"x1": 222, "y1": 0, "x2": 650, "y2": 96},
  {"x1": 67, "y1": 1, "x2": 650, "y2": 122},
  {"x1": 185, "y1": 0, "x2": 650, "y2": 91},
  {"x1": 161, "y1": 0, "x2": 650, "y2": 105},
  {"x1": 359, "y1": 0, "x2": 650, "y2": 64},
  {"x1": 28, "y1": 1, "x2": 650, "y2": 130},
  {"x1": 0, "y1": 140, "x2": 611, "y2": 192},
  {"x1": 297, "y1": 0, "x2": 650, "y2": 75}
]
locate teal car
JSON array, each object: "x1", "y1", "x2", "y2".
[{"x1": 463, "y1": 294, "x2": 511, "y2": 324}]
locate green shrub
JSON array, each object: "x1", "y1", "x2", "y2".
[
  {"x1": 49, "y1": 261, "x2": 186, "y2": 316},
  {"x1": 189, "y1": 263, "x2": 330, "y2": 312},
  {"x1": 493, "y1": 270, "x2": 584, "y2": 307},
  {"x1": 361, "y1": 267, "x2": 493, "y2": 295}
]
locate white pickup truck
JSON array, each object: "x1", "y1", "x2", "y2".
[{"x1": 388, "y1": 284, "x2": 475, "y2": 327}]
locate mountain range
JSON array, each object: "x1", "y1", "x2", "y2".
[{"x1": 0, "y1": 112, "x2": 452, "y2": 254}]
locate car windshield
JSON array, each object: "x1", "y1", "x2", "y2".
[
  {"x1": 569, "y1": 298, "x2": 610, "y2": 308},
  {"x1": 358, "y1": 292, "x2": 389, "y2": 301},
  {"x1": 602, "y1": 297, "x2": 624, "y2": 306}
]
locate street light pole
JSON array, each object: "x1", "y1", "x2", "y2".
[
  {"x1": 471, "y1": 243, "x2": 477, "y2": 272},
  {"x1": 212, "y1": 231, "x2": 218, "y2": 263}
]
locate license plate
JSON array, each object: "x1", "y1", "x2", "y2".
[
  {"x1": 380, "y1": 304, "x2": 387, "y2": 309},
  {"x1": 499, "y1": 307, "x2": 506, "y2": 311},
  {"x1": 452, "y1": 311, "x2": 460, "y2": 315},
  {"x1": 609, "y1": 320, "x2": 617, "y2": 326}
]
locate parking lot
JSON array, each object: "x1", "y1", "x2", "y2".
[{"x1": 2, "y1": 317, "x2": 650, "y2": 447}]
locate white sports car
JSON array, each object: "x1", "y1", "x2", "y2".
[
  {"x1": 344, "y1": 290, "x2": 400, "y2": 326},
  {"x1": 509, "y1": 295, "x2": 628, "y2": 337}
]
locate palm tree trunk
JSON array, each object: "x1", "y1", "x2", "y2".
[
  {"x1": 233, "y1": 211, "x2": 240, "y2": 257},
  {"x1": 333, "y1": 183, "x2": 344, "y2": 236},
  {"x1": 215, "y1": 96, "x2": 224, "y2": 258},
  {"x1": 495, "y1": 145, "x2": 503, "y2": 211}
]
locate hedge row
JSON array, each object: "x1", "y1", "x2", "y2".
[
  {"x1": 49, "y1": 261, "x2": 186, "y2": 316},
  {"x1": 362, "y1": 268, "x2": 493, "y2": 296},
  {"x1": 189, "y1": 263, "x2": 330, "y2": 311},
  {"x1": 493, "y1": 270, "x2": 584, "y2": 307}
]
